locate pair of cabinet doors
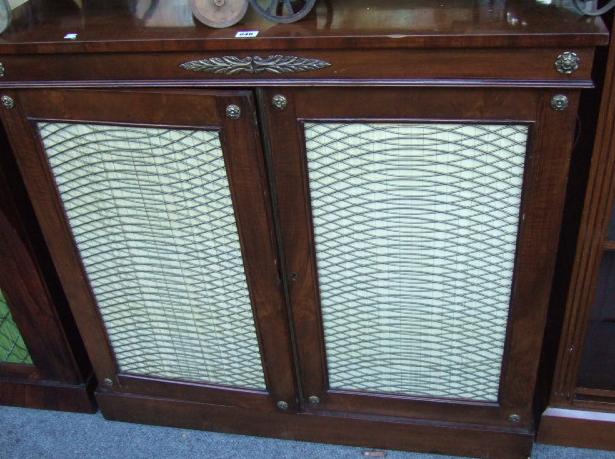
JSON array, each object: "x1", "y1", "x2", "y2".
[{"x1": 0, "y1": 86, "x2": 575, "y2": 428}]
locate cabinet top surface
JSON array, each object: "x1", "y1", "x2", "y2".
[{"x1": 0, "y1": 0, "x2": 608, "y2": 54}]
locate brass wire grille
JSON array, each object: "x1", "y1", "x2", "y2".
[
  {"x1": 0, "y1": 289, "x2": 32, "y2": 364},
  {"x1": 304, "y1": 122, "x2": 528, "y2": 401},
  {"x1": 38, "y1": 122, "x2": 266, "y2": 389}
]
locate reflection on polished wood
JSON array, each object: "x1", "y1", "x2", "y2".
[{"x1": 0, "y1": 0, "x2": 607, "y2": 53}]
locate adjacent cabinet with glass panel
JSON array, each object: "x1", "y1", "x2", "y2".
[
  {"x1": 0, "y1": 1, "x2": 606, "y2": 458},
  {"x1": 0, "y1": 144, "x2": 94, "y2": 412},
  {"x1": 538, "y1": 17, "x2": 615, "y2": 450}
]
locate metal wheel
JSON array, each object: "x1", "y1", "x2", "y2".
[
  {"x1": 0, "y1": 0, "x2": 11, "y2": 35},
  {"x1": 191, "y1": 0, "x2": 249, "y2": 29},
  {"x1": 249, "y1": 0, "x2": 316, "y2": 24}
]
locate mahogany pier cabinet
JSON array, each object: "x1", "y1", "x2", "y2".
[
  {"x1": 0, "y1": 1, "x2": 607, "y2": 457},
  {"x1": 0, "y1": 129, "x2": 94, "y2": 412},
  {"x1": 538, "y1": 12, "x2": 615, "y2": 452}
]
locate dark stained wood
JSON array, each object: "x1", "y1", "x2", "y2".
[
  {"x1": 0, "y1": 0, "x2": 607, "y2": 55},
  {"x1": 97, "y1": 390, "x2": 534, "y2": 459},
  {"x1": 0, "y1": 376, "x2": 96, "y2": 412},
  {"x1": 215, "y1": 90, "x2": 299, "y2": 410},
  {"x1": 576, "y1": 386, "x2": 615, "y2": 399},
  {"x1": 0, "y1": 363, "x2": 39, "y2": 380},
  {"x1": 1, "y1": 88, "x2": 298, "y2": 413},
  {"x1": 0, "y1": 48, "x2": 598, "y2": 86},
  {"x1": 538, "y1": 407, "x2": 615, "y2": 450},
  {"x1": 116, "y1": 374, "x2": 274, "y2": 411}
]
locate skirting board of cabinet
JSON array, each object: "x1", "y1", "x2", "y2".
[
  {"x1": 96, "y1": 391, "x2": 533, "y2": 459},
  {"x1": 537, "y1": 407, "x2": 615, "y2": 451},
  {"x1": 0, "y1": 376, "x2": 96, "y2": 413}
]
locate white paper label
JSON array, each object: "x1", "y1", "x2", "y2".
[{"x1": 235, "y1": 31, "x2": 259, "y2": 38}]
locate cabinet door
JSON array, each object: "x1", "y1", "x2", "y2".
[
  {"x1": 1, "y1": 89, "x2": 297, "y2": 413},
  {"x1": 262, "y1": 87, "x2": 577, "y2": 427}
]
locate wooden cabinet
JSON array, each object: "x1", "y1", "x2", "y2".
[
  {"x1": 538, "y1": 15, "x2": 615, "y2": 452},
  {"x1": 0, "y1": 129, "x2": 94, "y2": 412},
  {"x1": 0, "y1": 1, "x2": 607, "y2": 458}
]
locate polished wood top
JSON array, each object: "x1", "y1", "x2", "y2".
[{"x1": 0, "y1": 0, "x2": 608, "y2": 54}]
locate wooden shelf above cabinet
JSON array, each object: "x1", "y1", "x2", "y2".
[
  {"x1": 0, "y1": 1, "x2": 607, "y2": 87},
  {"x1": 0, "y1": 0, "x2": 607, "y2": 55}
]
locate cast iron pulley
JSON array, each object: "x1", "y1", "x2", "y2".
[
  {"x1": 190, "y1": 0, "x2": 250, "y2": 28},
  {"x1": 248, "y1": 0, "x2": 316, "y2": 24}
]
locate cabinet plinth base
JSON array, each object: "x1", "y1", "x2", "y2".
[
  {"x1": 0, "y1": 376, "x2": 96, "y2": 413},
  {"x1": 97, "y1": 391, "x2": 533, "y2": 459},
  {"x1": 538, "y1": 407, "x2": 615, "y2": 451}
]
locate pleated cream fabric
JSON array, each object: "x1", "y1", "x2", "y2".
[
  {"x1": 39, "y1": 122, "x2": 265, "y2": 389},
  {"x1": 305, "y1": 122, "x2": 528, "y2": 401}
]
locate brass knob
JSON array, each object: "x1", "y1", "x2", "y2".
[
  {"x1": 272, "y1": 94, "x2": 288, "y2": 110},
  {"x1": 508, "y1": 414, "x2": 521, "y2": 423},
  {"x1": 103, "y1": 377, "x2": 113, "y2": 387},
  {"x1": 276, "y1": 400, "x2": 289, "y2": 411},
  {"x1": 308, "y1": 395, "x2": 320, "y2": 405},
  {"x1": 226, "y1": 104, "x2": 241, "y2": 119},
  {"x1": 555, "y1": 51, "x2": 580, "y2": 75},
  {"x1": 1, "y1": 95, "x2": 14, "y2": 109},
  {"x1": 551, "y1": 94, "x2": 569, "y2": 111}
]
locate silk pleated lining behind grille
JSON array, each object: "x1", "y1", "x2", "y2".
[
  {"x1": 39, "y1": 122, "x2": 265, "y2": 389},
  {"x1": 305, "y1": 122, "x2": 527, "y2": 401}
]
